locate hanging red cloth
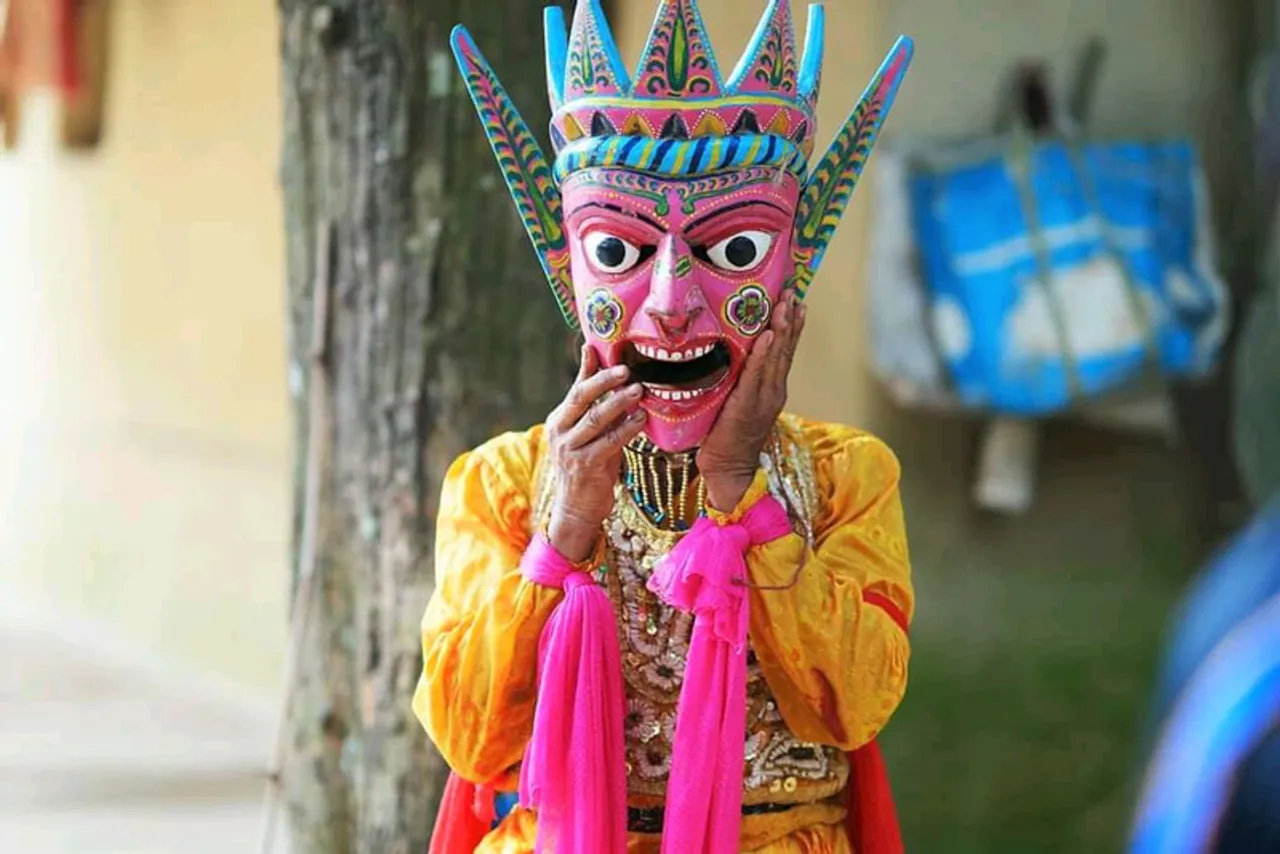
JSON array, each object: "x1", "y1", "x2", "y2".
[
  {"x1": 845, "y1": 740, "x2": 905, "y2": 854},
  {"x1": 429, "y1": 775, "x2": 496, "y2": 854}
]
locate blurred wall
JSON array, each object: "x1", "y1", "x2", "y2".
[
  {"x1": 0, "y1": 0, "x2": 289, "y2": 699},
  {"x1": 883, "y1": 0, "x2": 1241, "y2": 142}
]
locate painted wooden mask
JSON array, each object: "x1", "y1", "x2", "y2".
[{"x1": 452, "y1": 0, "x2": 912, "y2": 451}]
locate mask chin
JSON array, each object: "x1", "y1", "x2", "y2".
[{"x1": 641, "y1": 421, "x2": 711, "y2": 454}]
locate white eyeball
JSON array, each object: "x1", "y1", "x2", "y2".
[
  {"x1": 584, "y1": 233, "x2": 643, "y2": 274},
  {"x1": 705, "y1": 230, "x2": 775, "y2": 272}
]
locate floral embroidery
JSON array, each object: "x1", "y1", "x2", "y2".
[
  {"x1": 640, "y1": 655, "x2": 684, "y2": 693},
  {"x1": 626, "y1": 698, "x2": 664, "y2": 744},
  {"x1": 634, "y1": 743, "x2": 673, "y2": 780}
]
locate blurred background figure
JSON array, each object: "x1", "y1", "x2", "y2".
[
  {"x1": 0, "y1": 1, "x2": 1277, "y2": 853},
  {"x1": 1127, "y1": 23, "x2": 1280, "y2": 853},
  {"x1": 1130, "y1": 499, "x2": 1280, "y2": 854}
]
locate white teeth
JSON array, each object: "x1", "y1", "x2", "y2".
[
  {"x1": 642, "y1": 383, "x2": 711, "y2": 401},
  {"x1": 635, "y1": 342, "x2": 716, "y2": 363}
]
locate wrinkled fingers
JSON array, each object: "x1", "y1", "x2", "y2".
[
  {"x1": 581, "y1": 407, "x2": 648, "y2": 460},
  {"x1": 564, "y1": 382, "x2": 644, "y2": 449},
  {"x1": 551, "y1": 363, "x2": 631, "y2": 434}
]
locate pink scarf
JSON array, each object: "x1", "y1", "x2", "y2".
[
  {"x1": 647, "y1": 498, "x2": 793, "y2": 854},
  {"x1": 519, "y1": 495, "x2": 792, "y2": 853},
  {"x1": 519, "y1": 536, "x2": 628, "y2": 853}
]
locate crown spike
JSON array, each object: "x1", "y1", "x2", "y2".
[
  {"x1": 544, "y1": 7, "x2": 568, "y2": 109},
  {"x1": 798, "y1": 4, "x2": 825, "y2": 105},
  {"x1": 631, "y1": 0, "x2": 724, "y2": 99},
  {"x1": 726, "y1": 0, "x2": 798, "y2": 96},
  {"x1": 563, "y1": 0, "x2": 631, "y2": 101},
  {"x1": 449, "y1": 25, "x2": 579, "y2": 329},
  {"x1": 791, "y1": 35, "x2": 914, "y2": 300}
]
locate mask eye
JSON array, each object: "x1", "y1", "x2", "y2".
[
  {"x1": 704, "y1": 230, "x2": 775, "y2": 273},
  {"x1": 583, "y1": 232, "x2": 644, "y2": 274}
]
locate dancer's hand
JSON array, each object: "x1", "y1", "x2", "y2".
[
  {"x1": 698, "y1": 292, "x2": 807, "y2": 512},
  {"x1": 545, "y1": 345, "x2": 647, "y2": 562}
]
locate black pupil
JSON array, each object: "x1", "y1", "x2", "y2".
[
  {"x1": 596, "y1": 237, "x2": 627, "y2": 268},
  {"x1": 725, "y1": 236, "x2": 758, "y2": 267}
]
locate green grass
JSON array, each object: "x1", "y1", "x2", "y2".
[
  {"x1": 881, "y1": 426, "x2": 1197, "y2": 853},
  {"x1": 884, "y1": 563, "x2": 1181, "y2": 853}
]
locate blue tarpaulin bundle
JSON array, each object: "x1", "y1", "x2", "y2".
[{"x1": 906, "y1": 137, "x2": 1228, "y2": 416}]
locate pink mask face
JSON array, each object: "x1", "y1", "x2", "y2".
[{"x1": 561, "y1": 166, "x2": 800, "y2": 452}]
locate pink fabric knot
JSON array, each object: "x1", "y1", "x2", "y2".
[
  {"x1": 561, "y1": 572, "x2": 592, "y2": 594},
  {"x1": 517, "y1": 535, "x2": 627, "y2": 854},
  {"x1": 645, "y1": 494, "x2": 793, "y2": 854},
  {"x1": 648, "y1": 497, "x2": 792, "y2": 651}
]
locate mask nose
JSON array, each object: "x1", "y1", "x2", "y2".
[
  {"x1": 648, "y1": 306, "x2": 701, "y2": 339},
  {"x1": 643, "y1": 237, "x2": 706, "y2": 342}
]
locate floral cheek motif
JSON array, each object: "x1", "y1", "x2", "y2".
[
  {"x1": 723, "y1": 283, "x2": 773, "y2": 337},
  {"x1": 584, "y1": 288, "x2": 625, "y2": 341}
]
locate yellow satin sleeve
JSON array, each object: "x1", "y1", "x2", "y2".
[
  {"x1": 711, "y1": 418, "x2": 914, "y2": 751},
  {"x1": 410, "y1": 425, "x2": 562, "y2": 784}
]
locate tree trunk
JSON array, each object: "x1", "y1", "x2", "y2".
[{"x1": 276, "y1": 1, "x2": 576, "y2": 851}]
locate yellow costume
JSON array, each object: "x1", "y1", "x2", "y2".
[{"x1": 413, "y1": 414, "x2": 912, "y2": 853}]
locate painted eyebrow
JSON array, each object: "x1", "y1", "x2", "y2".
[
  {"x1": 566, "y1": 201, "x2": 664, "y2": 232},
  {"x1": 685, "y1": 200, "x2": 791, "y2": 234}
]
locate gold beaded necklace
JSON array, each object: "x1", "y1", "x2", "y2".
[{"x1": 621, "y1": 436, "x2": 705, "y2": 531}]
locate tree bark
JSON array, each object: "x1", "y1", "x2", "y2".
[{"x1": 276, "y1": 1, "x2": 577, "y2": 851}]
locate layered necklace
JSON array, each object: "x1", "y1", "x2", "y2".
[{"x1": 621, "y1": 436, "x2": 705, "y2": 531}]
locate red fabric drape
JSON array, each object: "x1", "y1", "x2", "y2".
[
  {"x1": 429, "y1": 774, "x2": 496, "y2": 854},
  {"x1": 845, "y1": 740, "x2": 904, "y2": 854}
]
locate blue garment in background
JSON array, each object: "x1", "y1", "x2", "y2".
[
  {"x1": 1152, "y1": 500, "x2": 1280, "y2": 714},
  {"x1": 1130, "y1": 499, "x2": 1280, "y2": 854}
]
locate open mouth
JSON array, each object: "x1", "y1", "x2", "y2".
[{"x1": 622, "y1": 340, "x2": 732, "y2": 401}]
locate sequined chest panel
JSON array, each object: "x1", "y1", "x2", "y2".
[{"x1": 574, "y1": 421, "x2": 849, "y2": 807}]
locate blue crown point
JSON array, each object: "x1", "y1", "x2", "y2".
[
  {"x1": 798, "y1": 4, "x2": 825, "y2": 104},
  {"x1": 544, "y1": 7, "x2": 569, "y2": 109}
]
